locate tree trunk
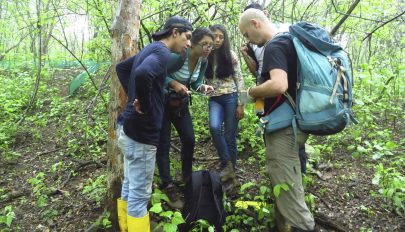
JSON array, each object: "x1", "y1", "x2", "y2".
[{"x1": 107, "y1": 0, "x2": 141, "y2": 230}]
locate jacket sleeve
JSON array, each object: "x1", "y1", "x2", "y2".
[
  {"x1": 134, "y1": 53, "x2": 167, "y2": 113},
  {"x1": 116, "y1": 55, "x2": 136, "y2": 95}
]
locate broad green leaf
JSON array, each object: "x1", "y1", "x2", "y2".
[
  {"x1": 149, "y1": 203, "x2": 162, "y2": 213},
  {"x1": 385, "y1": 141, "x2": 398, "y2": 150},
  {"x1": 372, "y1": 152, "x2": 383, "y2": 160},
  {"x1": 240, "y1": 182, "x2": 255, "y2": 192},
  {"x1": 280, "y1": 183, "x2": 290, "y2": 191},
  {"x1": 273, "y1": 185, "x2": 281, "y2": 198},
  {"x1": 172, "y1": 211, "x2": 185, "y2": 225},
  {"x1": 260, "y1": 186, "x2": 270, "y2": 195},
  {"x1": 372, "y1": 174, "x2": 381, "y2": 185},
  {"x1": 160, "y1": 210, "x2": 173, "y2": 218},
  {"x1": 393, "y1": 196, "x2": 403, "y2": 208},
  {"x1": 387, "y1": 188, "x2": 395, "y2": 198},
  {"x1": 163, "y1": 223, "x2": 177, "y2": 232}
]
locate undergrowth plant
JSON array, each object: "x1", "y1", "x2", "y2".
[
  {"x1": 150, "y1": 189, "x2": 185, "y2": 232},
  {"x1": 82, "y1": 174, "x2": 107, "y2": 206},
  {"x1": 0, "y1": 206, "x2": 15, "y2": 228}
]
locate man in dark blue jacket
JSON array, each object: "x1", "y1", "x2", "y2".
[{"x1": 115, "y1": 16, "x2": 192, "y2": 232}]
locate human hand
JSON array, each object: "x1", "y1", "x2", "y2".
[
  {"x1": 132, "y1": 99, "x2": 145, "y2": 114},
  {"x1": 235, "y1": 105, "x2": 245, "y2": 120},
  {"x1": 173, "y1": 81, "x2": 189, "y2": 96},
  {"x1": 240, "y1": 43, "x2": 249, "y2": 55},
  {"x1": 201, "y1": 84, "x2": 214, "y2": 94}
]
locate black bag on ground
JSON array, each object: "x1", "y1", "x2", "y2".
[{"x1": 180, "y1": 170, "x2": 225, "y2": 231}]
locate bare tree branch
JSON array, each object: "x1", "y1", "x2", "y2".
[
  {"x1": 50, "y1": 34, "x2": 107, "y2": 104},
  {"x1": 0, "y1": 33, "x2": 29, "y2": 61},
  {"x1": 362, "y1": 10, "x2": 405, "y2": 41},
  {"x1": 330, "y1": 0, "x2": 360, "y2": 36}
]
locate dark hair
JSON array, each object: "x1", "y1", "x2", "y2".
[
  {"x1": 191, "y1": 27, "x2": 214, "y2": 45},
  {"x1": 244, "y1": 3, "x2": 263, "y2": 11},
  {"x1": 152, "y1": 16, "x2": 193, "y2": 41},
  {"x1": 206, "y1": 24, "x2": 234, "y2": 79}
]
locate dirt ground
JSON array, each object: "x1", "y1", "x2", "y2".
[
  {"x1": 2, "y1": 128, "x2": 404, "y2": 231},
  {"x1": 1, "y1": 71, "x2": 403, "y2": 231}
]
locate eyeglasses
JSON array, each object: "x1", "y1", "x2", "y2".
[{"x1": 197, "y1": 43, "x2": 214, "y2": 50}]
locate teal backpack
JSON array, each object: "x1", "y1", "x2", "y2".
[{"x1": 261, "y1": 22, "x2": 357, "y2": 136}]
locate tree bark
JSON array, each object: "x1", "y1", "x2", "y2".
[{"x1": 107, "y1": 0, "x2": 141, "y2": 230}]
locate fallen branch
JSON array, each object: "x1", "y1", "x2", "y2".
[
  {"x1": 314, "y1": 212, "x2": 347, "y2": 232},
  {"x1": 0, "y1": 190, "x2": 30, "y2": 205},
  {"x1": 59, "y1": 160, "x2": 106, "y2": 188},
  {"x1": 27, "y1": 147, "x2": 65, "y2": 162}
]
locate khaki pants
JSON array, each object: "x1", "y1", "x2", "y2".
[{"x1": 264, "y1": 127, "x2": 315, "y2": 231}]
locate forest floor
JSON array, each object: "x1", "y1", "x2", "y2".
[{"x1": 0, "y1": 70, "x2": 404, "y2": 232}]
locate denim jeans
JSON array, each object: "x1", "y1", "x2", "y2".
[
  {"x1": 209, "y1": 92, "x2": 239, "y2": 167},
  {"x1": 156, "y1": 104, "x2": 195, "y2": 186},
  {"x1": 117, "y1": 124, "x2": 157, "y2": 217}
]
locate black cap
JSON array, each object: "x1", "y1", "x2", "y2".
[
  {"x1": 244, "y1": 3, "x2": 263, "y2": 11},
  {"x1": 152, "y1": 16, "x2": 193, "y2": 40}
]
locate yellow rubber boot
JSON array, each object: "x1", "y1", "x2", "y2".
[
  {"x1": 127, "y1": 213, "x2": 150, "y2": 232},
  {"x1": 117, "y1": 198, "x2": 128, "y2": 232}
]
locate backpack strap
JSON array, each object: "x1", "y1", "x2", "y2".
[
  {"x1": 208, "y1": 171, "x2": 224, "y2": 225},
  {"x1": 186, "y1": 171, "x2": 204, "y2": 222}
]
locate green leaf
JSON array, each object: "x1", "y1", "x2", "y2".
[
  {"x1": 280, "y1": 183, "x2": 290, "y2": 191},
  {"x1": 357, "y1": 146, "x2": 367, "y2": 153},
  {"x1": 6, "y1": 212, "x2": 15, "y2": 227},
  {"x1": 69, "y1": 64, "x2": 99, "y2": 95},
  {"x1": 273, "y1": 185, "x2": 281, "y2": 198},
  {"x1": 163, "y1": 223, "x2": 177, "y2": 232},
  {"x1": 385, "y1": 141, "x2": 398, "y2": 150},
  {"x1": 372, "y1": 174, "x2": 381, "y2": 185},
  {"x1": 240, "y1": 182, "x2": 255, "y2": 192},
  {"x1": 372, "y1": 152, "x2": 383, "y2": 160},
  {"x1": 171, "y1": 211, "x2": 185, "y2": 225},
  {"x1": 149, "y1": 203, "x2": 162, "y2": 213},
  {"x1": 393, "y1": 196, "x2": 403, "y2": 209},
  {"x1": 160, "y1": 210, "x2": 173, "y2": 218},
  {"x1": 386, "y1": 188, "x2": 395, "y2": 198},
  {"x1": 260, "y1": 186, "x2": 269, "y2": 195}
]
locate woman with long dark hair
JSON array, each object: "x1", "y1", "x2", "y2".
[
  {"x1": 205, "y1": 24, "x2": 245, "y2": 192},
  {"x1": 156, "y1": 27, "x2": 215, "y2": 207}
]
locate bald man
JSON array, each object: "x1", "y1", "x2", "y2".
[{"x1": 239, "y1": 9, "x2": 316, "y2": 232}]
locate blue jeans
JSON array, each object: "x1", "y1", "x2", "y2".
[
  {"x1": 209, "y1": 93, "x2": 239, "y2": 167},
  {"x1": 117, "y1": 125, "x2": 156, "y2": 217},
  {"x1": 156, "y1": 104, "x2": 195, "y2": 186}
]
